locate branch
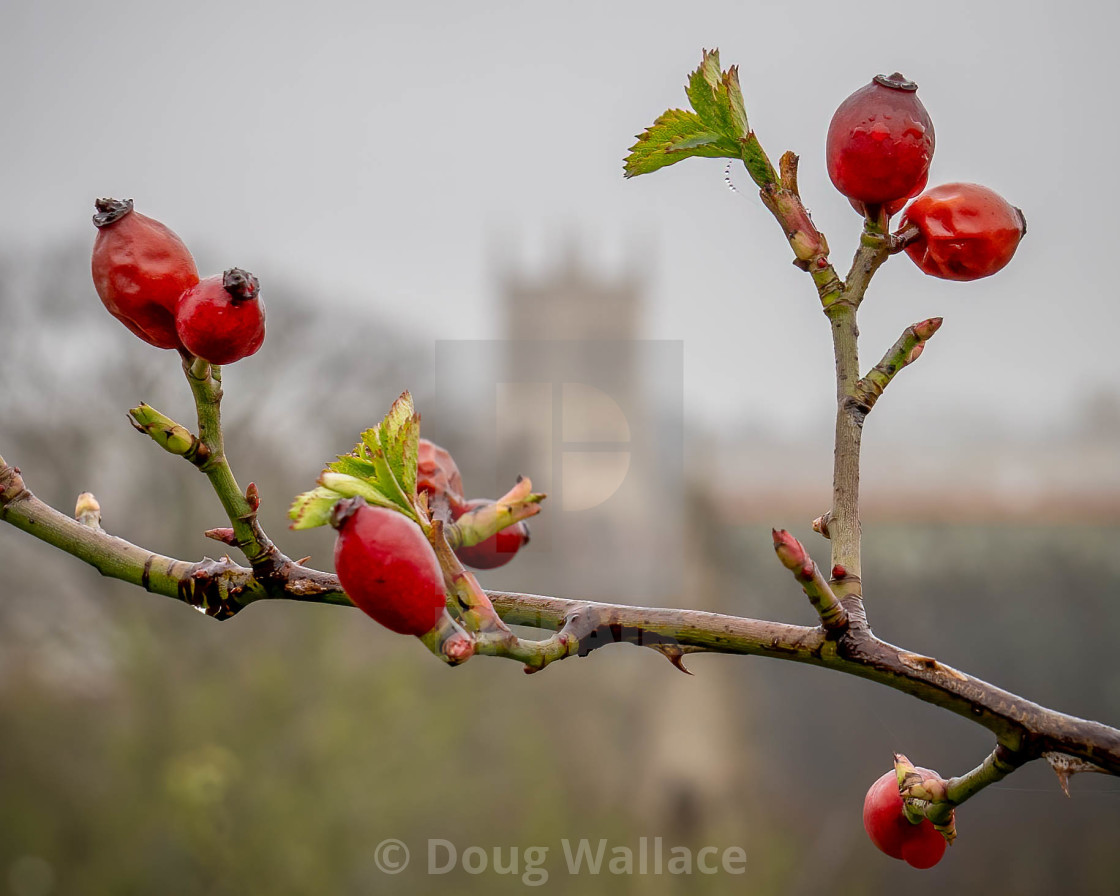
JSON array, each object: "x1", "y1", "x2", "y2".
[
  {"x1": 4, "y1": 454, "x2": 1118, "y2": 777},
  {"x1": 851, "y1": 317, "x2": 943, "y2": 416}
]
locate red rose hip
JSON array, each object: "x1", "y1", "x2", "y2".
[
  {"x1": 175, "y1": 268, "x2": 266, "y2": 364},
  {"x1": 827, "y1": 74, "x2": 935, "y2": 206},
  {"x1": 331, "y1": 498, "x2": 447, "y2": 636},
  {"x1": 91, "y1": 198, "x2": 199, "y2": 349},
  {"x1": 417, "y1": 439, "x2": 466, "y2": 515},
  {"x1": 863, "y1": 770, "x2": 947, "y2": 869},
  {"x1": 900, "y1": 183, "x2": 1026, "y2": 281},
  {"x1": 453, "y1": 498, "x2": 530, "y2": 570}
]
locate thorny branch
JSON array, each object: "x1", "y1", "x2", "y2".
[{"x1": 2, "y1": 456, "x2": 1118, "y2": 786}]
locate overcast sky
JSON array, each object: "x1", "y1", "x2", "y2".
[{"x1": 2, "y1": 0, "x2": 1117, "y2": 441}]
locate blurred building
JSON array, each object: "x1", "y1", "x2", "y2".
[
  {"x1": 441, "y1": 239, "x2": 685, "y2": 607},
  {"x1": 484, "y1": 239, "x2": 745, "y2": 833}
]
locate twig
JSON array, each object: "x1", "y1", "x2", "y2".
[
  {"x1": 944, "y1": 743, "x2": 1026, "y2": 805},
  {"x1": 771, "y1": 529, "x2": 848, "y2": 631},
  {"x1": 850, "y1": 317, "x2": 943, "y2": 416},
  {"x1": 814, "y1": 223, "x2": 894, "y2": 610},
  {"x1": 179, "y1": 354, "x2": 285, "y2": 576}
]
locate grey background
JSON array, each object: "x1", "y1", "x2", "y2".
[
  {"x1": 2, "y1": 0, "x2": 1116, "y2": 437},
  {"x1": 1, "y1": 2, "x2": 1118, "y2": 894}
]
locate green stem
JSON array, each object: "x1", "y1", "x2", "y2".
[
  {"x1": 852, "y1": 317, "x2": 943, "y2": 414},
  {"x1": 182, "y1": 355, "x2": 280, "y2": 571},
  {"x1": 945, "y1": 744, "x2": 1025, "y2": 805}
]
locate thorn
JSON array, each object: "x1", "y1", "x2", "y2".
[
  {"x1": 295, "y1": 556, "x2": 312, "y2": 566},
  {"x1": 653, "y1": 644, "x2": 693, "y2": 675},
  {"x1": 1045, "y1": 752, "x2": 1106, "y2": 796}
]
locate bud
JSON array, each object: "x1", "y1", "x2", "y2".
[
  {"x1": 912, "y1": 316, "x2": 943, "y2": 342},
  {"x1": 128, "y1": 403, "x2": 206, "y2": 461},
  {"x1": 905, "y1": 343, "x2": 925, "y2": 366},
  {"x1": 75, "y1": 492, "x2": 102, "y2": 529},
  {"x1": 772, "y1": 528, "x2": 808, "y2": 571},
  {"x1": 204, "y1": 527, "x2": 239, "y2": 546}
]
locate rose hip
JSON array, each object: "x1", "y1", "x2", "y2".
[
  {"x1": 863, "y1": 770, "x2": 947, "y2": 869},
  {"x1": 331, "y1": 498, "x2": 447, "y2": 637},
  {"x1": 417, "y1": 439, "x2": 466, "y2": 515},
  {"x1": 91, "y1": 198, "x2": 199, "y2": 349},
  {"x1": 827, "y1": 74, "x2": 935, "y2": 206},
  {"x1": 900, "y1": 183, "x2": 1026, "y2": 281},
  {"x1": 453, "y1": 498, "x2": 530, "y2": 570},
  {"x1": 175, "y1": 268, "x2": 266, "y2": 364}
]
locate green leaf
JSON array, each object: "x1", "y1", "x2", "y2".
[
  {"x1": 722, "y1": 65, "x2": 749, "y2": 140},
  {"x1": 686, "y1": 50, "x2": 741, "y2": 141},
  {"x1": 328, "y1": 454, "x2": 381, "y2": 480},
  {"x1": 346, "y1": 440, "x2": 413, "y2": 513},
  {"x1": 699, "y1": 47, "x2": 722, "y2": 89},
  {"x1": 288, "y1": 487, "x2": 341, "y2": 531},
  {"x1": 318, "y1": 472, "x2": 403, "y2": 510},
  {"x1": 287, "y1": 392, "x2": 422, "y2": 529},
  {"x1": 624, "y1": 109, "x2": 741, "y2": 178},
  {"x1": 625, "y1": 48, "x2": 755, "y2": 178},
  {"x1": 374, "y1": 392, "x2": 420, "y2": 501}
]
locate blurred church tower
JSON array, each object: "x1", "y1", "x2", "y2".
[
  {"x1": 490, "y1": 234, "x2": 750, "y2": 837},
  {"x1": 484, "y1": 234, "x2": 681, "y2": 604}
]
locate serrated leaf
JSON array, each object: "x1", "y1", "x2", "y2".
[
  {"x1": 340, "y1": 436, "x2": 414, "y2": 514},
  {"x1": 377, "y1": 392, "x2": 419, "y2": 500},
  {"x1": 722, "y1": 65, "x2": 749, "y2": 139},
  {"x1": 684, "y1": 50, "x2": 750, "y2": 147},
  {"x1": 318, "y1": 472, "x2": 402, "y2": 510},
  {"x1": 699, "y1": 48, "x2": 722, "y2": 90},
  {"x1": 328, "y1": 454, "x2": 381, "y2": 480},
  {"x1": 288, "y1": 487, "x2": 341, "y2": 530},
  {"x1": 624, "y1": 109, "x2": 741, "y2": 177},
  {"x1": 287, "y1": 393, "x2": 423, "y2": 529},
  {"x1": 686, "y1": 51, "x2": 739, "y2": 141}
]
